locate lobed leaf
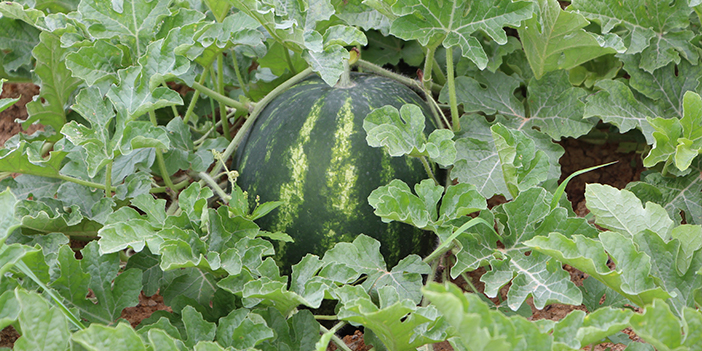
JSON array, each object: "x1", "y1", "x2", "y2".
[
  {"x1": 518, "y1": 0, "x2": 622, "y2": 79},
  {"x1": 389, "y1": 0, "x2": 533, "y2": 69}
]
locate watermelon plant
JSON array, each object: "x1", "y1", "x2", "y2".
[{"x1": 3, "y1": 0, "x2": 702, "y2": 350}]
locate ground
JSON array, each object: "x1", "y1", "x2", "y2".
[{"x1": 0, "y1": 82, "x2": 645, "y2": 350}]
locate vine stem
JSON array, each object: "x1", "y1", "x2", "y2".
[
  {"x1": 423, "y1": 217, "x2": 495, "y2": 264},
  {"x1": 149, "y1": 110, "x2": 175, "y2": 190},
  {"x1": 15, "y1": 261, "x2": 86, "y2": 330},
  {"x1": 208, "y1": 67, "x2": 314, "y2": 178},
  {"x1": 217, "y1": 54, "x2": 231, "y2": 140},
  {"x1": 355, "y1": 59, "x2": 447, "y2": 129},
  {"x1": 422, "y1": 45, "x2": 438, "y2": 91},
  {"x1": 355, "y1": 59, "x2": 442, "y2": 94},
  {"x1": 445, "y1": 46, "x2": 460, "y2": 131},
  {"x1": 191, "y1": 80, "x2": 253, "y2": 112},
  {"x1": 419, "y1": 156, "x2": 438, "y2": 185},
  {"x1": 230, "y1": 49, "x2": 249, "y2": 97},
  {"x1": 199, "y1": 171, "x2": 230, "y2": 204},
  {"x1": 183, "y1": 70, "x2": 209, "y2": 124},
  {"x1": 104, "y1": 161, "x2": 112, "y2": 197},
  {"x1": 320, "y1": 322, "x2": 352, "y2": 351}
]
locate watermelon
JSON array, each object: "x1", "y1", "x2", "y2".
[{"x1": 234, "y1": 72, "x2": 435, "y2": 270}]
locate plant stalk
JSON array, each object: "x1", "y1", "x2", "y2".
[
  {"x1": 217, "y1": 54, "x2": 231, "y2": 140},
  {"x1": 199, "y1": 171, "x2": 230, "y2": 204},
  {"x1": 15, "y1": 261, "x2": 86, "y2": 330},
  {"x1": 422, "y1": 45, "x2": 438, "y2": 91},
  {"x1": 183, "y1": 70, "x2": 209, "y2": 124},
  {"x1": 419, "y1": 156, "x2": 438, "y2": 185},
  {"x1": 230, "y1": 49, "x2": 249, "y2": 97},
  {"x1": 149, "y1": 110, "x2": 176, "y2": 190},
  {"x1": 191, "y1": 81, "x2": 253, "y2": 112},
  {"x1": 209, "y1": 67, "x2": 314, "y2": 178},
  {"x1": 423, "y1": 217, "x2": 495, "y2": 264},
  {"x1": 104, "y1": 161, "x2": 112, "y2": 197},
  {"x1": 432, "y1": 57, "x2": 447, "y2": 86},
  {"x1": 445, "y1": 46, "x2": 460, "y2": 131}
]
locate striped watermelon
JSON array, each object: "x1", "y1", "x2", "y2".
[{"x1": 234, "y1": 73, "x2": 434, "y2": 270}]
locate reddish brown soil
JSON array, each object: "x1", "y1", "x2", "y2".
[{"x1": 0, "y1": 83, "x2": 647, "y2": 351}]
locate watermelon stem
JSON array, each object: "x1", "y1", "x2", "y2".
[
  {"x1": 420, "y1": 156, "x2": 439, "y2": 185},
  {"x1": 208, "y1": 67, "x2": 315, "y2": 179},
  {"x1": 183, "y1": 69, "x2": 209, "y2": 124},
  {"x1": 150, "y1": 110, "x2": 176, "y2": 191},
  {"x1": 217, "y1": 54, "x2": 231, "y2": 140},
  {"x1": 445, "y1": 46, "x2": 461, "y2": 132},
  {"x1": 423, "y1": 217, "x2": 496, "y2": 265},
  {"x1": 191, "y1": 80, "x2": 253, "y2": 113},
  {"x1": 336, "y1": 56, "x2": 354, "y2": 88},
  {"x1": 355, "y1": 59, "x2": 441, "y2": 94}
]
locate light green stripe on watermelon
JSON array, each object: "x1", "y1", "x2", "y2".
[
  {"x1": 326, "y1": 97, "x2": 358, "y2": 218},
  {"x1": 274, "y1": 99, "x2": 325, "y2": 232}
]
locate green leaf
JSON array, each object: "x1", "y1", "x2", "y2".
[
  {"x1": 491, "y1": 124, "x2": 549, "y2": 198},
  {"x1": 367, "y1": 179, "x2": 441, "y2": 229},
  {"x1": 389, "y1": 0, "x2": 533, "y2": 69},
  {"x1": 447, "y1": 69, "x2": 596, "y2": 141},
  {"x1": 629, "y1": 299, "x2": 689, "y2": 350},
  {"x1": 336, "y1": 285, "x2": 447, "y2": 351},
  {"x1": 13, "y1": 289, "x2": 71, "y2": 351},
  {"x1": 571, "y1": 0, "x2": 696, "y2": 72},
  {"x1": 106, "y1": 66, "x2": 183, "y2": 120},
  {"x1": 181, "y1": 305, "x2": 216, "y2": 347},
  {"x1": 65, "y1": 40, "x2": 125, "y2": 88},
  {"x1": 0, "y1": 17, "x2": 40, "y2": 74},
  {"x1": 583, "y1": 79, "x2": 657, "y2": 143},
  {"x1": 626, "y1": 55, "x2": 701, "y2": 116},
  {"x1": 52, "y1": 242, "x2": 142, "y2": 324},
  {"x1": 626, "y1": 161, "x2": 702, "y2": 225},
  {"x1": 423, "y1": 282, "x2": 552, "y2": 351},
  {"x1": 72, "y1": 323, "x2": 147, "y2": 351},
  {"x1": 258, "y1": 308, "x2": 321, "y2": 351},
  {"x1": 0, "y1": 141, "x2": 67, "y2": 178},
  {"x1": 215, "y1": 309, "x2": 274, "y2": 348},
  {"x1": 77, "y1": 0, "x2": 172, "y2": 57},
  {"x1": 552, "y1": 308, "x2": 633, "y2": 349},
  {"x1": 585, "y1": 184, "x2": 673, "y2": 239},
  {"x1": 644, "y1": 91, "x2": 702, "y2": 173},
  {"x1": 24, "y1": 32, "x2": 82, "y2": 138},
  {"x1": 634, "y1": 229, "x2": 702, "y2": 317},
  {"x1": 518, "y1": 0, "x2": 622, "y2": 79},
  {"x1": 61, "y1": 87, "x2": 117, "y2": 178},
  {"x1": 364, "y1": 104, "x2": 456, "y2": 167},
  {"x1": 0, "y1": 189, "x2": 21, "y2": 244},
  {"x1": 302, "y1": 44, "x2": 349, "y2": 86},
  {"x1": 525, "y1": 232, "x2": 672, "y2": 307}
]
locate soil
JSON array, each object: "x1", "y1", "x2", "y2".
[{"x1": 0, "y1": 83, "x2": 647, "y2": 350}]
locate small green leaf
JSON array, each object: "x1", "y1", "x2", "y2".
[
  {"x1": 492, "y1": 124, "x2": 549, "y2": 198},
  {"x1": 0, "y1": 189, "x2": 21, "y2": 243},
  {"x1": 336, "y1": 285, "x2": 447, "y2": 351},
  {"x1": 215, "y1": 309, "x2": 274, "y2": 348},
  {"x1": 72, "y1": 323, "x2": 147, "y2": 351},
  {"x1": 367, "y1": 179, "x2": 439, "y2": 229}
]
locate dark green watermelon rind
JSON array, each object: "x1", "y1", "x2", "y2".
[{"x1": 235, "y1": 73, "x2": 436, "y2": 270}]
